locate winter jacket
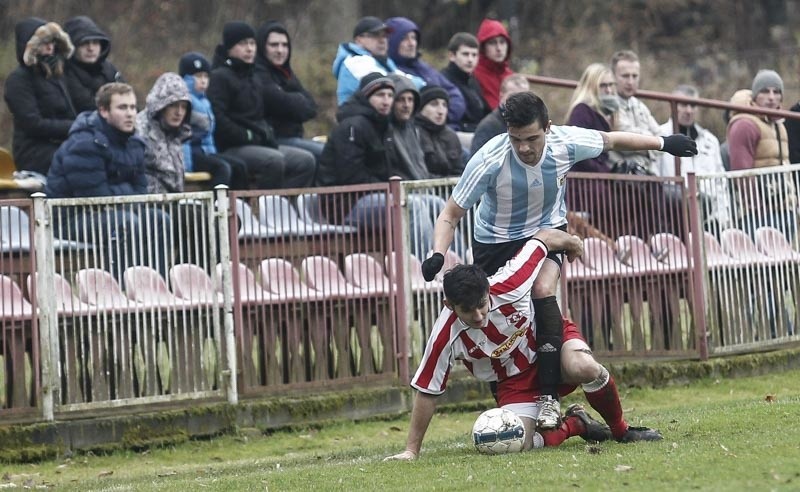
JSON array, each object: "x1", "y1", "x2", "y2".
[
  {"x1": 4, "y1": 18, "x2": 76, "y2": 175},
  {"x1": 136, "y1": 72, "x2": 192, "y2": 193},
  {"x1": 63, "y1": 16, "x2": 124, "y2": 113},
  {"x1": 566, "y1": 103, "x2": 612, "y2": 173},
  {"x1": 182, "y1": 74, "x2": 217, "y2": 172},
  {"x1": 385, "y1": 17, "x2": 465, "y2": 129},
  {"x1": 207, "y1": 45, "x2": 276, "y2": 151},
  {"x1": 474, "y1": 19, "x2": 513, "y2": 109},
  {"x1": 440, "y1": 61, "x2": 489, "y2": 132},
  {"x1": 415, "y1": 114, "x2": 464, "y2": 177},
  {"x1": 317, "y1": 92, "x2": 392, "y2": 186},
  {"x1": 255, "y1": 21, "x2": 318, "y2": 138},
  {"x1": 332, "y1": 42, "x2": 424, "y2": 105},
  {"x1": 469, "y1": 109, "x2": 506, "y2": 157},
  {"x1": 46, "y1": 111, "x2": 147, "y2": 198},
  {"x1": 386, "y1": 76, "x2": 429, "y2": 180}
]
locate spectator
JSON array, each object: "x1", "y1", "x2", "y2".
[
  {"x1": 136, "y1": 72, "x2": 192, "y2": 194},
  {"x1": 63, "y1": 15, "x2": 124, "y2": 113},
  {"x1": 658, "y1": 85, "x2": 731, "y2": 231},
  {"x1": 608, "y1": 50, "x2": 662, "y2": 173},
  {"x1": 179, "y1": 52, "x2": 249, "y2": 190},
  {"x1": 4, "y1": 17, "x2": 76, "y2": 175},
  {"x1": 207, "y1": 21, "x2": 316, "y2": 190},
  {"x1": 385, "y1": 17, "x2": 465, "y2": 129},
  {"x1": 386, "y1": 74, "x2": 426, "y2": 180},
  {"x1": 415, "y1": 85, "x2": 464, "y2": 177},
  {"x1": 786, "y1": 96, "x2": 800, "y2": 164},
  {"x1": 440, "y1": 32, "x2": 490, "y2": 135},
  {"x1": 46, "y1": 82, "x2": 170, "y2": 276},
  {"x1": 255, "y1": 20, "x2": 324, "y2": 163},
  {"x1": 719, "y1": 91, "x2": 752, "y2": 171},
  {"x1": 473, "y1": 18, "x2": 513, "y2": 110},
  {"x1": 469, "y1": 74, "x2": 529, "y2": 156},
  {"x1": 332, "y1": 16, "x2": 424, "y2": 105}
]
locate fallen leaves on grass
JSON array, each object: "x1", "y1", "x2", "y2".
[
  {"x1": 765, "y1": 394, "x2": 776, "y2": 403},
  {"x1": 97, "y1": 470, "x2": 114, "y2": 478},
  {"x1": 614, "y1": 465, "x2": 632, "y2": 472},
  {"x1": 157, "y1": 471, "x2": 177, "y2": 477}
]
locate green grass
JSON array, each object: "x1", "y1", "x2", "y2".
[{"x1": 1, "y1": 370, "x2": 798, "y2": 491}]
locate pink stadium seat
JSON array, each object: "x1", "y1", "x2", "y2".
[
  {"x1": 27, "y1": 272, "x2": 91, "y2": 315},
  {"x1": 215, "y1": 262, "x2": 276, "y2": 304},
  {"x1": 76, "y1": 268, "x2": 140, "y2": 311},
  {"x1": 581, "y1": 237, "x2": 634, "y2": 276},
  {"x1": 169, "y1": 264, "x2": 224, "y2": 305},
  {"x1": 344, "y1": 253, "x2": 392, "y2": 294},
  {"x1": 720, "y1": 228, "x2": 775, "y2": 265},
  {"x1": 702, "y1": 232, "x2": 738, "y2": 267},
  {"x1": 259, "y1": 258, "x2": 324, "y2": 301},
  {"x1": 124, "y1": 266, "x2": 191, "y2": 308},
  {"x1": 649, "y1": 233, "x2": 692, "y2": 269},
  {"x1": 0, "y1": 274, "x2": 33, "y2": 320},
  {"x1": 301, "y1": 255, "x2": 365, "y2": 298},
  {"x1": 754, "y1": 227, "x2": 800, "y2": 261},
  {"x1": 386, "y1": 252, "x2": 442, "y2": 292},
  {"x1": 616, "y1": 235, "x2": 672, "y2": 273}
]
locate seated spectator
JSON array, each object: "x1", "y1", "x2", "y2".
[
  {"x1": 46, "y1": 82, "x2": 170, "y2": 277},
  {"x1": 657, "y1": 85, "x2": 731, "y2": 231},
  {"x1": 440, "y1": 32, "x2": 490, "y2": 134},
  {"x1": 385, "y1": 17, "x2": 465, "y2": 128},
  {"x1": 4, "y1": 17, "x2": 76, "y2": 175},
  {"x1": 473, "y1": 18, "x2": 513, "y2": 110},
  {"x1": 255, "y1": 20, "x2": 324, "y2": 163},
  {"x1": 332, "y1": 16, "x2": 424, "y2": 105},
  {"x1": 179, "y1": 52, "x2": 248, "y2": 190},
  {"x1": 63, "y1": 15, "x2": 124, "y2": 113},
  {"x1": 415, "y1": 85, "x2": 464, "y2": 177},
  {"x1": 136, "y1": 72, "x2": 192, "y2": 193},
  {"x1": 469, "y1": 73, "x2": 529, "y2": 156},
  {"x1": 207, "y1": 21, "x2": 316, "y2": 190}
]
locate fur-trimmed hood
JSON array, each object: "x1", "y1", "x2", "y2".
[{"x1": 15, "y1": 17, "x2": 74, "y2": 67}]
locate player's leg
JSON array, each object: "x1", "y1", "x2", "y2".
[{"x1": 531, "y1": 258, "x2": 563, "y2": 429}]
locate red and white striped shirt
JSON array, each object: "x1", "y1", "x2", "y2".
[{"x1": 411, "y1": 238, "x2": 548, "y2": 395}]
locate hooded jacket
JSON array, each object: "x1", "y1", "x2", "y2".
[
  {"x1": 63, "y1": 16, "x2": 124, "y2": 113},
  {"x1": 46, "y1": 110, "x2": 147, "y2": 198},
  {"x1": 4, "y1": 18, "x2": 76, "y2": 174},
  {"x1": 135, "y1": 72, "x2": 192, "y2": 193},
  {"x1": 385, "y1": 17, "x2": 466, "y2": 129},
  {"x1": 386, "y1": 75, "x2": 429, "y2": 180},
  {"x1": 332, "y1": 41, "x2": 424, "y2": 105},
  {"x1": 255, "y1": 21, "x2": 318, "y2": 138},
  {"x1": 474, "y1": 19, "x2": 513, "y2": 109},
  {"x1": 207, "y1": 43, "x2": 277, "y2": 151},
  {"x1": 415, "y1": 113, "x2": 464, "y2": 177},
  {"x1": 182, "y1": 74, "x2": 217, "y2": 171},
  {"x1": 317, "y1": 91, "x2": 392, "y2": 186}
]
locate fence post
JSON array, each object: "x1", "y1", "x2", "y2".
[
  {"x1": 390, "y1": 178, "x2": 410, "y2": 384},
  {"x1": 214, "y1": 186, "x2": 238, "y2": 405},
  {"x1": 31, "y1": 193, "x2": 57, "y2": 420},
  {"x1": 686, "y1": 173, "x2": 709, "y2": 360}
]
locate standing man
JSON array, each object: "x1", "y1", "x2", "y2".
[
  {"x1": 421, "y1": 91, "x2": 697, "y2": 429},
  {"x1": 385, "y1": 230, "x2": 662, "y2": 461},
  {"x1": 440, "y1": 32, "x2": 490, "y2": 134},
  {"x1": 609, "y1": 50, "x2": 662, "y2": 173}
]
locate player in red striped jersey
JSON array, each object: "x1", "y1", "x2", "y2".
[{"x1": 385, "y1": 228, "x2": 661, "y2": 461}]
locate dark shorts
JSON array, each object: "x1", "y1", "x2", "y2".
[{"x1": 471, "y1": 225, "x2": 568, "y2": 276}]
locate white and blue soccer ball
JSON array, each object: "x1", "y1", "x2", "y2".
[{"x1": 472, "y1": 408, "x2": 526, "y2": 455}]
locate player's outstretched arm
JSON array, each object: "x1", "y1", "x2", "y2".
[
  {"x1": 422, "y1": 198, "x2": 468, "y2": 281},
  {"x1": 533, "y1": 229, "x2": 584, "y2": 262},
  {"x1": 602, "y1": 131, "x2": 698, "y2": 157},
  {"x1": 383, "y1": 391, "x2": 439, "y2": 461}
]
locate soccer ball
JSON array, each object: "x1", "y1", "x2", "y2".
[{"x1": 472, "y1": 408, "x2": 526, "y2": 455}]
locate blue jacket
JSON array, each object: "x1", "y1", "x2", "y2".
[
  {"x1": 332, "y1": 42, "x2": 424, "y2": 105},
  {"x1": 182, "y1": 74, "x2": 217, "y2": 171},
  {"x1": 45, "y1": 111, "x2": 148, "y2": 198}
]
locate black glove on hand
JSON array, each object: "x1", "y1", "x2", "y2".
[
  {"x1": 662, "y1": 134, "x2": 698, "y2": 157},
  {"x1": 421, "y1": 253, "x2": 445, "y2": 282}
]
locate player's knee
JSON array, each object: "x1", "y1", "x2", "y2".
[{"x1": 561, "y1": 349, "x2": 600, "y2": 382}]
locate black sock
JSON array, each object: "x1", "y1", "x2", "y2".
[{"x1": 533, "y1": 296, "x2": 562, "y2": 400}]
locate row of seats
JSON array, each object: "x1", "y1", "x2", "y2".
[{"x1": 235, "y1": 195, "x2": 356, "y2": 239}]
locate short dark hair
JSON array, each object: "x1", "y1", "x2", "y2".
[
  {"x1": 610, "y1": 50, "x2": 639, "y2": 74},
  {"x1": 447, "y1": 32, "x2": 478, "y2": 53},
  {"x1": 443, "y1": 264, "x2": 490, "y2": 311},
  {"x1": 500, "y1": 91, "x2": 549, "y2": 129},
  {"x1": 95, "y1": 82, "x2": 135, "y2": 110}
]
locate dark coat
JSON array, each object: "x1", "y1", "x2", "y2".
[
  {"x1": 567, "y1": 103, "x2": 612, "y2": 173},
  {"x1": 317, "y1": 93, "x2": 391, "y2": 186},
  {"x1": 469, "y1": 109, "x2": 506, "y2": 157},
  {"x1": 415, "y1": 114, "x2": 464, "y2": 177},
  {"x1": 45, "y1": 111, "x2": 148, "y2": 198},
  {"x1": 63, "y1": 16, "x2": 124, "y2": 113},
  {"x1": 4, "y1": 18, "x2": 77, "y2": 174},
  {"x1": 254, "y1": 21, "x2": 318, "y2": 139},
  {"x1": 207, "y1": 45, "x2": 276, "y2": 151},
  {"x1": 440, "y1": 61, "x2": 489, "y2": 133},
  {"x1": 785, "y1": 102, "x2": 800, "y2": 164}
]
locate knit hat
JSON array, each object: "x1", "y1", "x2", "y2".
[
  {"x1": 353, "y1": 16, "x2": 392, "y2": 38},
  {"x1": 751, "y1": 69, "x2": 783, "y2": 97},
  {"x1": 419, "y1": 85, "x2": 449, "y2": 108},
  {"x1": 178, "y1": 52, "x2": 211, "y2": 76},
  {"x1": 223, "y1": 21, "x2": 255, "y2": 51},
  {"x1": 359, "y1": 72, "x2": 394, "y2": 98}
]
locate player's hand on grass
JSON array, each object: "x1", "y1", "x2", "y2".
[
  {"x1": 421, "y1": 252, "x2": 445, "y2": 281},
  {"x1": 565, "y1": 234, "x2": 584, "y2": 263},
  {"x1": 661, "y1": 134, "x2": 698, "y2": 157},
  {"x1": 383, "y1": 450, "x2": 418, "y2": 461}
]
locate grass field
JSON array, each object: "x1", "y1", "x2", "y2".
[{"x1": 1, "y1": 369, "x2": 798, "y2": 491}]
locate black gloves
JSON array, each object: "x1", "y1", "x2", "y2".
[
  {"x1": 661, "y1": 134, "x2": 698, "y2": 157},
  {"x1": 421, "y1": 253, "x2": 445, "y2": 282}
]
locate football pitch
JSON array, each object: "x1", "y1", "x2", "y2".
[{"x1": 1, "y1": 368, "x2": 798, "y2": 491}]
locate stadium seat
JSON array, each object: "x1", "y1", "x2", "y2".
[
  {"x1": 124, "y1": 266, "x2": 191, "y2": 308},
  {"x1": 0, "y1": 205, "x2": 31, "y2": 252},
  {"x1": 301, "y1": 255, "x2": 365, "y2": 299},
  {"x1": 649, "y1": 233, "x2": 692, "y2": 269},
  {"x1": 385, "y1": 252, "x2": 442, "y2": 292},
  {"x1": 615, "y1": 235, "x2": 673, "y2": 273},
  {"x1": 27, "y1": 272, "x2": 91, "y2": 315},
  {"x1": 720, "y1": 228, "x2": 775, "y2": 265},
  {"x1": 169, "y1": 264, "x2": 224, "y2": 305},
  {"x1": 215, "y1": 262, "x2": 275, "y2": 304},
  {"x1": 701, "y1": 232, "x2": 738, "y2": 267},
  {"x1": 257, "y1": 194, "x2": 345, "y2": 236},
  {"x1": 344, "y1": 253, "x2": 392, "y2": 294},
  {"x1": 259, "y1": 258, "x2": 324, "y2": 301},
  {"x1": 754, "y1": 227, "x2": 800, "y2": 261},
  {"x1": 76, "y1": 268, "x2": 140, "y2": 311},
  {"x1": 581, "y1": 237, "x2": 634, "y2": 276},
  {"x1": 296, "y1": 193, "x2": 358, "y2": 234},
  {"x1": 0, "y1": 274, "x2": 33, "y2": 320},
  {"x1": 233, "y1": 198, "x2": 274, "y2": 239}
]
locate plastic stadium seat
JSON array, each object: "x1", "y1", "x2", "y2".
[
  {"x1": 385, "y1": 252, "x2": 442, "y2": 292},
  {"x1": 344, "y1": 253, "x2": 392, "y2": 294},
  {"x1": 720, "y1": 228, "x2": 775, "y2": 265},
  {"x1": 0, "y1": 205, "x2": 31, "y2": 252},
  {"x1": 296, "y1": 193, "x2": 358, "y2": 234},
  {"x1": 233, "y1": 198, "x2": 274, "y2": 239},
  {"x1": 124, "y1": 266, "x2": 191, "y2": 308},
  {"x1": 615, "y1": 235, "x2": 671, "y2": 273},
  {"x1": 580, "y1": 237, "x2": 634, "y2": 276},
  {"x1": 215, "y1": 262, "x2": 275, "y2": 304},
  {"x1": 754, "y1": 226, "x2": 800, "y2": 261},
  {"x1": 702, "y1": 232, "x2": 738, "y2": 267},
  {"x1": 301, "y1": 255, "x2": 365, "y2": 298},
  {"x1": 650, "y1": 233, "x2": 691, "y2": 269},
  {"x1": 27, "y1": 272, "x2": 91, "y2": 315},
  {"x1": 0, "y1": 274, "x2": 33, "y2": 320},
  {"x1": 169, "y1": 264, "x2": 224, "y2": 305},
  {"x1": 257, "y1": 195, "x2": 345, "y2": 236},
  {"x1": 259, "y1": 258, "x2": 324, "y2": 302},
  {"x1": 76, "y1": 268, "x2": 140, "y2": 311}
]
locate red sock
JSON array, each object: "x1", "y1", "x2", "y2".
[
  {"x1": 540, "y1": 415, "x2": 585, "y2": 447},
  {"x1": 583, "y1": 375, "x2": 628, "y2": 439}
]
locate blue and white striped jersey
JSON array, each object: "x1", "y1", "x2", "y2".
[{"x1": 452, "y1": 125, "x2": 604, "y2": 243}]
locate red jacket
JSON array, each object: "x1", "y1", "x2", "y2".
[{"x1": 474, "y1": 19, "x2": 513, "y2": 109}]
